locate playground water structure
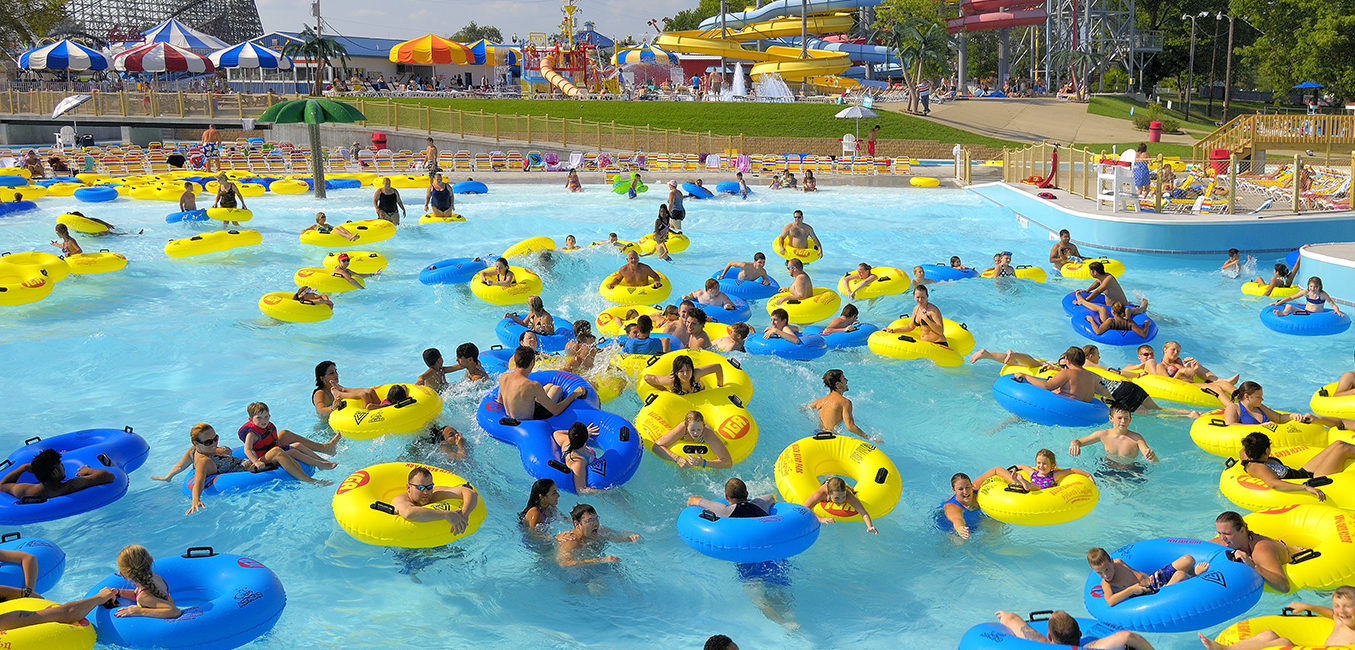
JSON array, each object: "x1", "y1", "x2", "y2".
[{"x1": 519, "y1": 0, "x2": 619, "y2": 98}]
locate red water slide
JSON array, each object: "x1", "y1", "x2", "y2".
[{"x1": 947, "y1": 0, "x2": 1047, "y2": 34}]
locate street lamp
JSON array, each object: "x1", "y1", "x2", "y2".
[
  {"x1": 1181, "y1": 11, "x2": 1208, "y2": 122},
  {"x1": 1216, "y1": 12, "x2": 1236, "y2": 123}
]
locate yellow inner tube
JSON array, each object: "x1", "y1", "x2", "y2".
[
  {"x1": 1189, "y1": 408, "x2": 1329, "y2": 458},
  {"x1": 419, "y1": 212, "x2": 466, "y2": 224},
  {"x1": 635, "y1": 349, "x2": 754, "y2": 405},
  {"x1": 165, "y1": 229, "x2": 262, "y2": 258},
  {"x1": 469, "y1": 266, "x2": 544, "y2": 306},
  {"x1": 772, "y1": 236, "x2": 823, "y2": 264},
  {"x1": 328, "y1": 384, "x2": 443, "y2": 440},
  {"x1": 765, "y1": 287, "x2": 841, "y2": 324},
  {"x1": 258, "y1": 291, "x2": 332, "y2": 323},
  {"x1": 1219, "y1": 437, "x2": 1355, "y2": 512},
  {"x1": 635, "y1": 389, "x2": 758, "y2": 466},
  {"x1": 293, "y1": 267, "x2": 364, "y2": 293},
  {"x1": 1241, "y1": 282, "x2": 1302, "y2": 298},
  {"x1": 1058, "y1": 258, "x2": 1125, "y2": 279},
  {"x1": 57, "y1": 213, "x2": 109, "y2": 234},
  {"x1": 206, "y1": 207, "x2": 253, "y2": 222},
  {"x1": 774, "y1": 433, "x2": 901, "y2": 521},
  {"x1": 332, "y1": 462, "x2": 485, "y2": 548},
  {"x1": 1245, "y1": 504, "x2": 1355, "y2": 591},
  {"x1": 1214, "y1": 611, "x2": 1345, "y2": 648},
  {"x1": 910, "y1": 176, "x2": 941, "y2": 187},
  {"x1": 867, "y1": 317, "x2": 975, "y2": 367},
  {"x1": 12, "y1": 186, "x2": 48, "y2": 200},
  {"x1": 1311, "y1": 382, "x2": 1355, "y2": 420},
  {"x1": 598, "y1": 271, "x2": 672, "y2": 305},
  {"x1": 502, "y1": 236, "x2": 556, "y2": 258},
  {"x1": 0, "y1": 268, "x2": 54, "y2": 306},
  {"x1": 837, "y1": 266, "x2": 910, "y2": 299},
  {"x1": 595, "y1": 304, "x2": 665, "y2": 337},
  {"x1": 0, "y1": 597, "x2": 96, "y2": 649},
  {"x1": 300, "y1": 219, "x2": 395, "y2": 247},
  {"x1": 638, "y1": 232, "x2": 690, "y2": 255},
  {"x1": 323, "y1": 251, "x2": 387, "y2": 274},
  {"x1": 976, "y1": 470, "x2": 1099, "y2": 526},
  {"x1": 980, "y1": 265, "x2": 1048, "y2": 282},
  {"x1": 65, "y1": 251, "x2": 127, "y2": 275},
  {"x1": 269, "y1": 180, "x2": 310, "y2": 194},
  {"x1": 1131, "y1": 373, "x2": 1220, "y2": 408},
  {"x1": 0, "y1": 251, "x2": 69, "y2": 283}
]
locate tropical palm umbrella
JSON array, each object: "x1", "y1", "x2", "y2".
[
  {"x1": 256, "y1": 98, "x2": 367, "y2": 199},
  {"x1": 467, "y1": 39, "x2": 518, "y2": 66},
  {"x1": 389, "y1": 34, "x2": 473, "y2": 65},
  {"x1": 612, "y1": 44, "x2": 674, "y2": 66},
  {"x1": 18, "y1": 40, "x2": 109, "y2": 71},
  {"x1": 140, "y1": 18, "x2": 229, "y2": 52},
  {"x1": 834, "y1": 104, "x2": 878, "y2": 139},
  {"x1": 114, "y1": 42, "x2": 214, "y2": 73}
]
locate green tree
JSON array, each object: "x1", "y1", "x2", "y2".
[
  {"x1": 450, "y1": 22, "x2": 503, "y2": 43},
  {"x1": 280, "y1": 26, "x2": 351, "y2": 96},
  {"x1": 664, "y1": 0, "x2": 723, "y2": 33},
  {"x1": 878, "y1": 17, "x2": 953, "y2": 113},
  {"x1": 1233, "y1": 0, "x2": 1355, "y2": 103},
  {"x1": 1051, "y1": 48, "x2": 1106, "y2": 102},
  {"x1": 0, "y1": 0, "x2": 68, "y2": 51}
]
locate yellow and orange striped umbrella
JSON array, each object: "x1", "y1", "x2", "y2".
[{"x1": 388, "y1": 34, "x2": 473, "y2": 65}]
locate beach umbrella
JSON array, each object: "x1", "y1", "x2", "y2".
[
  {"x1": 114, "y1": 42, "x2": 214, "y2": 73},
  {"x1": 257, "y1": 98, "x2": 367, "y2": 199},
  {"x1": 1291, "y1": 82, "x2": 1323, "y2": 90},
  {"x1": 612, "y1": 44, "x2": 674, "y2": 66},
  {"x1": 467, "y1": 39, "x2": 518, "y2": 66},
  {"x1": 834, "y1": 104, "x2": 878, "y2": 139},
  {"x1": 140, "y1": 18, "x2": 229, "y2": 52},
  {"x1": 210, "y1": 41, "x2": 293, "y2": 70},
  {"x1": 52, "y1": 94, "x2": 91, "y2": 118},
  {"x1": 18, "y1": 40, "x2": 109, "y2": 71},
  {"x1": 389, "y1": 34, "x2": 473, "y2": 65}
]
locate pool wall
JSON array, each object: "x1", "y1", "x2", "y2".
[{"x1": 1296, "y1": 243, "x2": 1355, "y2": 305}]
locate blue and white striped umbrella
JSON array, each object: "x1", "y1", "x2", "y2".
[
  {"x1": 18, "y1": 40, "x2": 109, "y2": 71},
  {"x1": 612, "y1": 44, "x2": 674, "y2": 66},
  {"x1": 467, "y1": 39, "x2": 518, "y2": 66},
  {"x1": 141, "y1": 18, "x2": 229, "y2": 51},
  {"x1": 210, "y1": 41, "x2": 294, "y2": 70}
]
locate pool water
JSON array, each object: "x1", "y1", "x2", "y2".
[{"x1": 1, "y1": 182, "x2": 1345, "y2": 648}]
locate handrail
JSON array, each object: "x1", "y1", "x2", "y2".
[{"x1": 1193, "y1": 113, "x2": 1355, "y2": 158}]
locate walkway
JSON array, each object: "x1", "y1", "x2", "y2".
[{"x1": 878, "y1": 97, "x2": 1196, "y2": 147}]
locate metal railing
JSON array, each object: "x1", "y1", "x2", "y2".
[{"x1": 1194, "y1": 113, "x2": 1355, "y2": 159}]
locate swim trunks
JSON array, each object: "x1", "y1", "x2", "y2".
[{"x1": 1101, "y1": 379, "x2": 1149, "y2": 412}]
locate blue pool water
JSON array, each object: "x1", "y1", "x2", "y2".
[{"x1": 0, "y1": 182, "x2": 1346, "y2": 647}]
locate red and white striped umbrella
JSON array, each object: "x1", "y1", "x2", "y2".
[{"x1": 113, "y1": 41, "x2": 214, "y2": 73}]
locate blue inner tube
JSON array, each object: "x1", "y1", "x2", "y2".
[
  {"x1": 801, "y1": 322, "x2": 878, "y2": 349},
  {"x1": 7, "y1": 427, "x2": 149, "y2": 473},
  {"x1": 181, "y1": 447, "x2": 316, "y2": 496},
  {"x1": 1071, "y1": 312, "x2": 1158, "y2": 346},
  {"x1": 1259, "y1": 303, "x2": 1352, "y2": 336},
  {"x1": 1061, "y1": 290, "x2": 1106, "y2": 318},
  {"x1": 0, "y1": 450, "x2": 129, "y2": 525},
  {"x1": 479, "y1": 345, "x2": 513, "y2": 375},
  {"x1": 238, "y1": 178, "x2": 273, "y2": 189},
  {"x1": 682, "y1": 182, "x2": 713, "y2": 199},
  {"x1": 1285, "y1": 248, "x2": 1300, "y2": 269},
  {"x1": 991, "y1": 373, "x2": 1109, "y2": 427},
  {"x1": 73, "y1": 186, "x2": 118, "y2": 203},
  {"x1": 676, "y1": 501, "x2": 820, "y2": 563},
  {"x1": 743, "y1": 333, "x2": 828, "y2": 360},
  {"x1": 0, "y1": 533, "x2": 64, "y2": 593},
  {"x1": 714, "y1": 181, "x2": 750, "y2": 195},
  {"x1": 166, "y1": 209, "x2": 210, "y2": 223},
  {"x1": 0, "y1": 176, "x2": 25, "y2": 187},
  {"x1": 1082, "y1": 537, "x2": 1262, "y2": 632},
  {"x1": 495, "y1": 316, "x2": 576, "y2": 353},
  {"x1": 453, "y1": 181, "x2": 488, "y2": 194},
  {"x1": 920, "y1": 263, "x2": 978, "y2": 282},
  {"x1": 35, "y1": 177, "x2": 81, "y2": 187},
  {"x1": 476, "y1": 371, "x2": 641, "y2": 493},
  {"x1": 0, "y1": 201, "x2": 37, "y2": 217},
  {"x1": 699, "y1": 296, "x2": 751, "y2": 324},
  {"x1": 418, "y1": 257, "x2": 489, "y2": 285},
  {"x1": 711, "y1": 268, "x2": 781, "y2": 301},
  {"x1": 959, "y1": 615, "x2": 1118, "y2": 650},
  {"x1": 325, "y1": 178, "x2": 362, "y2": 189},
  {"x1": 85, "y1": 549, "x2": 287, "y2": 650}
]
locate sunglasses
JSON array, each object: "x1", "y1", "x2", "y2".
[
  {"x1": 408, "y1": 483, "x2": 435, "y2": 492},
  {"x1": 194, "y1": 435, "x2": 218, "y2": 445},
  {"x1": 1139, "y1": 352, "x2": 1154, "y2": 357}
]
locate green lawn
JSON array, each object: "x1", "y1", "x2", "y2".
[
  {"x1": 1086, "y1": 96, "x2": 1219, "y2": 136},
  {"x1": 365, "y1": 98, "x2": 1019, "y2": 148}
]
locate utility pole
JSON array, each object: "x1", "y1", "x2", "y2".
[
  {"x1": 1182, "y1": 12, "x2": 1204, "y2": 122},
  {"x1": 1220, "y1": 13, "x2": 1235, "y2": 123},
  {"x1": 311, "y1": 0, "x2": 322, "y2": 94},
  {"x1": 1206, "y1": 15, "x2": 1219, "y2": 120}
]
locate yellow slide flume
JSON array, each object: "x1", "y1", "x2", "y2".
[
  {"x1": 728, "y1": 14, "x2": 855, "y2": 40},
  {"x1": 655, "y1": 33, "x2": 851, "y2": 82}
]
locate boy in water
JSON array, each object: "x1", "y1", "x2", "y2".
[
  {"x1": 1068, "y1": 404, "x2": 1158, "y2": 465},
  {"x1": 1088, "y1": 546, "x2": 1206, "y2": 607}
]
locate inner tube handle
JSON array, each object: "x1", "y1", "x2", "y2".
[
  {"x1": 182, "y1": 546, "x2": 216, "y2": 558},
  {"x1": 874, "y1": 468, "x2": 889, "y2": 484},
  {"x1": 728, "y1": 357, "x2": 742, "y2": 370},
  {"x1": 812, "y1": 431, "x2": 836, "y2": 440},
  {"x1": 1027, "y1": 610, "x2": 1053, "y2": 622},
  {"x1": 1282, "y1": 607, "x2": 1318, "y2": 617},
  {"x1": 369, "y1": 501, "x2": 397, "y2": 515},
  {"x1": 498, "y1": 417, "x2": 522, "y2": 427},
  {"x1": 1210, "y1": 418, "x2": 1225, "y2": 426},
  {"x1": 897, "y1": 335, "x2": 915, "y2": 343},
  {"x1": 0, "y1": 532, "x2": 19, "y2": 543},
  {"x1": 643, "y1": 393, "x2": 658, "y2": 406},
  {"x1": 22, "y1": 436, "x2": 41, "y2": 446},
  {"x1": 547, "y1": 460, "x2": 571, "y2": 475},
  {"x1": 1291, "y1": 549, "x2": 1322, "y2": 564},
  {"x1": 123, "y1": 426, "x2": 134, "y2": 433},
  {"x1": 619, "y1": 427, "x2": 631, "y2": 443},
  {"x1": 1223, "y1": 457, "x2": 1237, "y2": 469}
]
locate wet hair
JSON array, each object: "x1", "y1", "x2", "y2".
[
  {"x1": 724, "y1": 477, "x2": 749, "y2": 502},
  {"x1": 915, "y1": 283, "x2": 929, "y2": 295},
  {"x1": 705, "y1": 278, "x2": 720, "y2": 290},
  {"x1": 729, "y1": 322, "x2": 751, "y2": 339},
  {"x1": 1274, "y1": 263, "x2": 1288, "y2": 275},
  {"x1": 1110, "y1": 302, "x2": 1128, "y2": 316},
  {"x1": 1241, "y1": 432, "x2": 1272, "y2": 460},
  {"x1": 824, "y1": 476, "x2": 849, "y2": 497},
  {"x1": 519, "y1": 478, "x2": 556, "y2": 520},
  {"x1": 1080, "y1": 344, "x2": 1099, "y2": 359},
  {"x1": 1059, "y1": 229, "x2": 1071, "y2": 237},
  {"x1": 1047, "y1": 611, "x2": 1082, "y2": 645},
  {"x1": 1108, "y1": 403, "x2": 1131, "y2": 416},
  {"x1": 455, "y1": 342, "x2": 478, "y2": 360},
  {"x1": 857, "y1": 262, "x2": 872, "y2": 272},
  {"x1": 570, "y1": 503, "x2": 597, "y2": 523},
  {"x1": 247, "y1": 402, "x2": 268, "y2": 417},
  {"x1": 1227, "y1": 248, "x2": 1239, "y2": 257},
  {"x1": 512, "y1": 345, "x2": 536, "y2": 369},
  {"x1": 1309, "y1": 276, "x2": 1324, "y2": 291},
  {"x1": 753, "y1": 252, "x2": 766, "y2": 262},
  {"x1": 950, "y1": 472, "x2": 971, "y2": 488},
  {"x1": 386, "y1": 385, "x2": 408, "y2": 402},
  {"x1": 572, "y1": 319, "x2": 594, "y2": 341},
  {"x1": 1136, "y1": 344, "x2": 1153, "y2": 356},
  {"x1": 564, "y1": 423, "x2": 590, "y2": 451},
  {"x1": 1086, "y1": 547, "x2": 1112, "y2": 567},
  {"x1": 1231, "y1": 380, "x2": 1263, "y2": 403},
  {"x1": 1063, "y1": 346, "x2": 1086, "y2": 366},
  {"x1": 422, "y1": 348, "x2": 442, "y2": 368},
  {"x1": 787, "y1": 259, "x2": 803, "y2": 272},
  {"x1": 637, "y1": 314, "x2": 654, "y2": 334},
  {"x1": 518, "y1": 331, "x2": 537, "y2": 345},
  {"x1": 1088, "y1": 261, "x2": 1105, "y2": 275},
  {"x1": 1334, "y1": 586, "x2": 1355, "y2": 603},
  {"x1": 949, "y1": 255, "x2": 962, "y2": 265},
  {"x1": 685, "y1": 410, "x2": 705, "y2": 426},
  {"x1": 704, "y1": 634, "x2": 736, "y2": 650},
  {"x1": 823, "y1": 368, "x2": 845, "y2": 390},
  {"x1": 841, "y1": 304, "x2": 858, "y2": 318},
  {"x1": 770, "y1": 308, "x2": 789, "y2": 322},
  {"x1": 1216, "y1": 510, "x2": 1246, "y2": 530},
  {"x1": 190, "y1": 423, "x2": 214, "y2": 443},
  {"x1": 680, "y1": 299, "x2": 695, "y2": 310},
  {"x1": 314, "y1": 361, "x2": 336, "y2": 391},
  {"x1": 407, "y1": 466, "x2": 433, "y2": 482},
  {"x1": 495, "y1": 256, "x2": 508, "y2": 267},
  {"x1": 671, "y1": 355, "x2": 696, "y2": 387},
  {"x1": 1035, "y1": 448, "x2": 1056, "y2": 464},
  {"x1": 686, "y1": 308, "x2": 707, "y2": 326},
  {"x1": 30, "y1": 449, "x2": 63, "y2": 483},
  {"x1": 118, "y1": 545, "x2": 169, "y2": 601},
  {"x1": 55, "y1": 223, "x2": 70, "y2": 238},
  {"x1": 527, "y1": 295, "x2": 544, "y2": 312}
]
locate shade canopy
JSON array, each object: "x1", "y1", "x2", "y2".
[
  {"x1": 18, "y1": 40, "x2": 109, "y2": 71},
  {"x1": 834, "y1": 105, "x2": 878, "y2": 119},
  {"x1": 575, "y1": 25, "x2": 614, "y2": 48},
  {"x1": 389, "y1": 34, "x2": 473, "y2": 65},
  {"x1": 612, "y1": 44, "x2": 674, "y2": 66},
  {"x1": 257, "y1": 98, "x2": 367, "y2": 125},
  {"x1": 211, "y1": 41, "x2": 293, "y2": 70},
  {"x1": 114, "y1": 41, "x2": 214, "y2": 73},
  {"x1": 1291, "y1": 81, "x2": 1324, "y2": 90},
  {"x1": 467, "y1": 39, "x2": 518, "y2": 66},
  {"x1": 141, "y1": 18, "x2": 229, "y2": 51}
]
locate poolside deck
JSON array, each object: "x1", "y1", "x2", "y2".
[{"x1": 970, "y1": 181, "x2": 1355, "y2": 255}]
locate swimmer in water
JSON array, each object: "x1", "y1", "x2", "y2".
[{"x1": 806, "y1": 369, "x2": 876, "y2": 442}]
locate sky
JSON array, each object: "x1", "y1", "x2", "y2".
[{"x1": 255, "y1": 0, "x2": 699, "y2": 44}]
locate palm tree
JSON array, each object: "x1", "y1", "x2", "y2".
[
  {"x1": 281, "y1": 26, "x2": 351, "y2": 96},
  {"x1": 1051, "y1": 48, "x2": 1106, "y2": 102},
  {"x1": 882, "y1": 18, "x2": 953, "y2": 114}
]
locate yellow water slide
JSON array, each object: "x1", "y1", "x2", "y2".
[
  {"x1": 540, "y1": 55, "x2": 581, "y2": 97},
  {"x1": 655, "y1": 33, "x2": 851, "y2": 82}
]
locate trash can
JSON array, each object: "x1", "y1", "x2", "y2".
[
  {"x1": 1210, "y1": 148, "x2": 1231, "y2": 175},
  {"x1": 371, "y1": 132, "x2": 388, "y2": 150},
  {"x1": 1148, "y1": 121, "x2": 1163, "y2": 143}
]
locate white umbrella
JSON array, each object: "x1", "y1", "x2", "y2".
[
  {"x1": 53, "y1": 94, "x2": 92, "y2": 142},
  {"x1": 834, "y1": 104, "x2": 878, "y2": 139}
]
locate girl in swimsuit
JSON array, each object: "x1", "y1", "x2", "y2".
[
  {"x1": 506, "y1": 295, "x2": 555, "y2": 335},
  {"x1": 802, "y1": 476, "x2": 876, "y2": 534},
  {"x1": 551, "y1": 422, "x2": 600, "y2": 493},
  {"x1": 1155, "y1": 340, "x2": 1231, "y2": 383},
  {"x1": 108, "y1": 545, "x2": 180, "y2": 619},
  {"x1": 1253, "y1": 263, "x2": 1296, "y2": 297},
  {"x1": 50, "y1": 224, "x2": 82, "y2": 256},
  {"x1": 312, "y1": 361, "x2": 381, "y2": 416},
  {"x1": 150, "y1": 424, "x2": 269, "y2": 515},
  {"x1": 564, "y1": 169, "x2": 581, "y2": 192},
  {"x1": 293, "y1": 285, "x2": 332, "y2": 307},
  {"x1": 642, "y1": 355, "x2": 725, "y2": 395},
  {"x1": 1239, "y1": 431, "x2": 1355, "y2": 502},
  {"x1": 1224, "y1": 381, "x2": 1328, "y2": 426},
  {"x1": 1009, "y1": 448, "x2": 1092, "y2": 491},
  {"x1": 301, "y1": 213, "x2": 357, "y2": 241},
  {"x1": 650, "y1": 410, "x2": 732, "y2": 469},
  {"x1": 562, "y1": 321, "x2": 600, "y2": 374},
  {"x1": 1084, "y1": 302, "x2": 1150, "y2": 337},
  {"x1": 478, "y1": 257, "x2": 516, "y2": 287},
  {"x1": 1274, "y1": 276, "x2": 1344, "y2": 318},
  {"x1": 519, "y1": 478, "x2": 562, "y2": 538}
]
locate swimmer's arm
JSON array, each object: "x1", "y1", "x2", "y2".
[
  {"x1": 698, "y1": 363, "x2": 724, "y2": 387},
  {"x1": 187, "y1": 453, "x2": 213, "y2": 515},
  {"x1": 840, "y1": 400, "x2": 870, "y2": 439},
  {"x1": 54, "y1": 466, "x2": 114, "y2": 496},
  {"x1": 241, "y1": 432, "x2": 264, "y2": 466},
  {"x1": 423, "y1": 186, "x2": 432, "y2": 209},
  {"x1": 603, "y1": 526, "x2": 641, "y2": 543},
  {"x1": 642, "y1": 374, "x2": 674, "y2": 390},
  {"x1": 704, "y1": 433, "x2": 733, "y2": 469},
  {"x1": 845, "y1": 491, "x2": 877, "y2": 534},
  {"x1": 1127, "y1": 433, "x2": 1157, "y2": 462},
  {"x1": 1102, "y1": 576, "x2": 1150, "y2": 606},
  {"x1": 1053, "y1": 467, "x2": 1092, "y2": 480},
  {"x1": 778, "y1": 326, "x2": 801, "y2": 344},
  {"x1": 1286, "y1": 601, "x2": 1330, "y2": 617},
  {"x1": 654, "y1": 423, "x2": 688, "y2": 447},
  {"x1": 1068, "y1": 431, "x2": 1103, "y2": 456},
  {"x1": 996, "y1": 611, "x2": 1048, "y2": 642},
  {"x1": 645, "y1": 267, "x2": 662, "y2": 286},
  {"x1": 0, "y1": 550, "x2": 37, "y2": 592},
  {"x1": 395, "y1": 192, "x2": 406, "y2": 214},
  {"x1": 801, "y1": 485, "x2": 828, "y2": 512},
  {"x1": 1249, "y1": 543, "x2": 1291, "y2": 592},
  {"x1": 150, "y1": 448, "x2": 194, "y2": 481},
  {"x1": 942, "y1": 503, "x2": 970, "y2": 539},
  {"x1": 1020, "y1": 372, "x2": 1056, "y2": 390},
  {"x1": 1273, "y1": 292, "x2": 1300, "y2": 305},
  {"x1": 1328, "y1": 293, "x2": 1345, "y2": 317},
  {"x1": 313, "y1": 388, "x2": 336, "y2": 416},
  {"x1": 1085, "y1": 314, "x2": 1113, "y2": 335},
  {"x1": 970, "y1": 467, "x2": 1006, "y2": 487}
]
